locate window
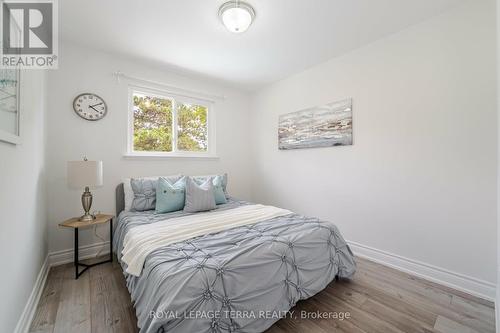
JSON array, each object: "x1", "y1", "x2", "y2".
[{"x1": 127, "y1": 87, "x2": 215, "y2": 157}]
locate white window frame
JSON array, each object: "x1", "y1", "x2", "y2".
[{"x1": 126, "y1": 85, "x2": 217, "y2": 159}]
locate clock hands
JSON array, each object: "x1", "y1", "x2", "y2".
[
  {"x1": 88, "y1": 102, "x2": 104, "y2": 112},
  {"x1": 74, "y1": 94, "x2": 106, "y2": 120}
]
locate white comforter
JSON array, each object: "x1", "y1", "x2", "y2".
[{"x1": 121, "y1": 204, "x2": 292, "y2": 276}]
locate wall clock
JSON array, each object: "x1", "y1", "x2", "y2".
[{"x1": 73, "y1": 93, "x2": 108, "y2": 121}]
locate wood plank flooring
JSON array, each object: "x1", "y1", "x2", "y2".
[{"x1": 29, "y1": 256, "x2": 495, "y2": 333}]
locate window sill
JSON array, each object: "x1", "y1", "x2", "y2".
[{"x1": 123, "y1": 152, "x2": 220, "y2": 160}]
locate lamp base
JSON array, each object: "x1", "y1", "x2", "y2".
[
  {"x1": 79, "y1": 213, "x2": 95, "y2": 222},
  {"x1": 79, "y1": 186, "x2": 95, "y2": 222}
]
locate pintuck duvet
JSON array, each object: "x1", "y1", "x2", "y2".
[{"x1": 113, "y1": 199, "x2": 356, "y2": 333}]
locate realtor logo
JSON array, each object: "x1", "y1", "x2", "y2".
[{"x1": 1, "y1": 0, "x2": 58, "y2": 68}]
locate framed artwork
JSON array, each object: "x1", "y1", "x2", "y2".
[
  {"x1": 278, "y1": 98, "x2": 352, "y2": 150},
  {"x1": 0, "y1": 11, "x2": 22, "y2": 145},
  {"x1": 0, "y1": 68, "x2": 21, "y2": 144}
]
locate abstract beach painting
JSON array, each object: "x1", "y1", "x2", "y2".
[
  {"x1": 278, "y1": 99, "x2": 352, "y2": 150},
  {"x1": 0, "y1": 68, "x2": 20, "y2": 144}
]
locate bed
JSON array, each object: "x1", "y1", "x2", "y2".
[{"x1": 113, "y1": 184, "x2": 356, "y2": 333}]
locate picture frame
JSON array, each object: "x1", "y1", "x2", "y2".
[
  {"x1": 278, "y1": 98, "x2": 353, "y2": 150},
  {"x1": 0, "y1": 68, "x2": 21, "y2": 145},
  {"x1": 0, "y1": 9, "x2": 22, "y2": 145}
]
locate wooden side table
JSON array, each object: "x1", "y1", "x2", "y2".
[{"x1": 59, "y1": 214, "x2": 114, "y2": 279}]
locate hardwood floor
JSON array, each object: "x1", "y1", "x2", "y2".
[
  {"x1": 29, "y1": 256, "x2": 495, "y2": 333},
  {"x1": 29, "y1": 257, "x2": 137, "y2": 333}
]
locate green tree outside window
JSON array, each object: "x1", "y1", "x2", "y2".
[
  {"x1": 177, "y1": 103, "x2": 207, "y2": 152},
  {"x1": 132, "y1": 92, "x2": 208, "y2": 153}
]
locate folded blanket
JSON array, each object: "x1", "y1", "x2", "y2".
[{"x1": 121, "y1": 204, "x2": 292, "y2": 276}]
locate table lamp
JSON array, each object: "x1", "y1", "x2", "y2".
[{"x1": 67, "y1": 158, "x2": 103, "y2": 221}]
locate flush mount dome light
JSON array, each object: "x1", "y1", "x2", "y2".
[{"x1": 219, "y1": 1, "x2": 255, "y2": 33}]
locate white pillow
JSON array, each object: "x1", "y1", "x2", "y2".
[{"x1": 122, "y1": 175, "x2": 181, "y2": 212}]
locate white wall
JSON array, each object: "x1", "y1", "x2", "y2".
[
  {"x1": 496, "y1": 0, "x2": 500, "y2": 328},
  {"x1": 251, "y1": 0, "x2": 497, "y2": 287},
  {"x1": 46, "y1": 42, "x2": 253, "y2": 253},
  {"x1": 0, "y1": 70, "x2": 48, "y2": 332}
]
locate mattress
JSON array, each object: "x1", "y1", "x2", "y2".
[{"x1": 113, "y1": 198, "x2": 356, "y2": 333}]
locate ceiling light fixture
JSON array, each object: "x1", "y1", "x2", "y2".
[{"x1": 219, "y1": 1, "x2": 255, "y2": 34}]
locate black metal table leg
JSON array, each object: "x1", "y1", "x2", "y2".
[
  {"x1": 73, "y1": 218, "x2": 113, "y2": 280},
  {"x1": 74, "y1": 228, "x2": 79, "y2": 279},
  {"x1": 109, "y1": 218, "x2": 113, "y2": 263}
]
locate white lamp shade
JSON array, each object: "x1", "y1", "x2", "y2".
[{"x1": 67, "y1": 160, "x2": 103, "y2": 189}]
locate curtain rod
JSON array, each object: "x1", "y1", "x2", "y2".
[{"x1": 112, "y1": 71, "x2": 226, "y2": 102}]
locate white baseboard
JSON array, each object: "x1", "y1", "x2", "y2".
[
  {"x1": 48, "y1": 241, "x2": 110, "y2": 267},
  {"x1": 49, "y1": 239, "x2": 496, "y2": 301},
  {"x1": 496, "y1": 267, "x2": 500, "y2": 333},
  {"x1": 14, "y1": 256, "x2": 49, "y2": 333},
  {"x1": 347, "y1": 240, "x2": 496, "y2": 302}
]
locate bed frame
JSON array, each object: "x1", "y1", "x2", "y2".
[{"x1": 115, "y1": 183, "x2": 125, "y2": 216}]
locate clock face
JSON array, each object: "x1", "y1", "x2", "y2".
[{"x1": 73, "y1": 93, "x2": 107, "y2": 121}]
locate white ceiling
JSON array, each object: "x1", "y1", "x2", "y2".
[{"x1": 61, "y1": 0, "x2": 464, "y2": 90}]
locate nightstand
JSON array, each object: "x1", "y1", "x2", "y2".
[{"x1": 59, "y1": 214, "x2": 114, "y2": 279}]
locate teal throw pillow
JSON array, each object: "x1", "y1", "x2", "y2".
[{"x1": 155, "y1": 176, "x2": 186, "y2": 214}]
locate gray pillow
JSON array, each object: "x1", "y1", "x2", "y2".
[
  {"x1": 130, "y1": 178, "x2": 156, "y2": 211},
  {"x1": 193, "y1": 173, "x2": 228, "y2": 197},
  {"x1": 184, "y1": 177, "x2": 216, "y2": 213},
  {"x1": 130, "y1": 175, "x2": 182, "y2": 211}
]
